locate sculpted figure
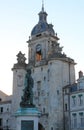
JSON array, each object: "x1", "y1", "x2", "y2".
[{"x1": 20, "y1": 69, "x2": 34, "y2": 107}]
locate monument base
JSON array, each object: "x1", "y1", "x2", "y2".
[{"x1": 15, "y1": 107, "x2": 41, "y2": 130}]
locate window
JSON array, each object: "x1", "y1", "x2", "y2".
[
  {"x1": 6, "y1": 119, "x2": 8, "y2": 123},
  {"x1": 37, "y1": 81, "x2": 41, "y2": 90},
  {"x1": 0, "y1": 118, "x2": 2, "y2": 127},
  {"x1": 79, "y1": 113, "x2": 84, "y2": 127},
  {"x1": 78, "y1": 95, "x2": 83, "y2": 106},
  {"x1": 65, "y1": 89, "x2": 67, "y2": 94},
  {"x1": 36, "y1": 44, "x2": 42, "y2": 61},
  {"x1": 65, "y1": 104, "x2": 67, "y2": 111},
  {"x1": 40, "y1": 15, "x2": 42, "y2": 21},
  {"x1": 79, "y1": 82, "x2": 83, "y2": 90},
  {"x1": 0, "y1": 107, "x2": 3, "y2": 113},
  {"x1": 41, "y1": 90, "x2": 45, "y2": 96},
  {"x1": 37, "y1": 81, "x2": 41, "y2": 97},
  {"x1": 7, "y1": 108, "x2": 9, "y2": 112},
  {"x1": 72, "y1": 113, "x2": 77, "y2": 128},
  {"x1": 47, "y1": 69, "x2": 50, "y2": 81},
  {"x1": 41, "y1": 67, "x2": 43, "y2": 71},
  {"x1": 1, "y1": 107, "x2": 3, "y2": 113},
  {"x1": 44, "y1": 76, "x2": 46, "y2": 81},
  {"x1": 72, "y1": 96, "x2": 76, "y2": 106},
  {"x1": 51, "y1": 127, "x2": 53, "y2": 130},
  {"x1": 38, "y1": 92, "x2": 40, "y2": 96},
  {"x1": 57, "y1": 90, "x2": 59, "y2": 95},
  {"x1": 43, "y1": 108, "x2": 45, "y2": 113}
]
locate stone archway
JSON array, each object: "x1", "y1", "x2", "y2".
[{"x1": 38, "y1": 123, "x2": 45, "y2": 130}]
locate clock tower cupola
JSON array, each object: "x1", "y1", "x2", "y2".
[{"x1": 27, "y1": 3, "x2": 63, "y2": 67}]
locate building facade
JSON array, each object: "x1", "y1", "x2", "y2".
[
  {"x1": 0, "y1": 91, "x2": 12, "y2": 130},
  {"x1": 0, "y1": 5, "x2": 84, "y2": 130},
  {"x1": 70, "y1": 72, "x2": 84, "y2": 130},
  {"x1": 63, "y1": 71, "x2": 84, "y2": 130}
]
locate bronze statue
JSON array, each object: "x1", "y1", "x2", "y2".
[{"x1": 20, "y1": 69, "x2": 35, "y2": 108}]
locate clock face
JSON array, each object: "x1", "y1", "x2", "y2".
[
  {"x1": 17, "y1": 73, "x2": 23, "y2": 87},
  {"x1": 36, "y1": 44, "x2": 41, "y2": 52}
]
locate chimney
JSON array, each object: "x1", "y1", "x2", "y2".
[{"x1": 79, "y1": 71, "x2": 83, "y2": 78}]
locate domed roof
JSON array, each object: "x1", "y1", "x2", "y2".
[
  {"x1": 31, "y1": 22, "x2": 55, "y2": 36},
  {"x1": 31, "y1": 6, "x2": 55, "y2": 36}
]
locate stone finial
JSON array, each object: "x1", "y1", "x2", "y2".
[
  {"x1": 12, "y1": 51, "x2": 27, "y2": 70},
  {"x1": 16, "y1": 51, "x2": 26, "y2": 64},
  {"x1": 42, "y1": 0, "x2": 44, "y2": 12},
  {"x1": 56, "y1": 33, "x2": 57, "y2": 36}
]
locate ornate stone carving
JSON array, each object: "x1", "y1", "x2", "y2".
[{"x1": 17, "y1": 51, "x2": 26, "y2": 64}]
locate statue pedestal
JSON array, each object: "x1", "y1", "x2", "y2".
[{"x1": 15, "y1": 107, "x2": 41, "y2": 130}]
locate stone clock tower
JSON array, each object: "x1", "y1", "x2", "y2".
[
  {"x1": 12, "y1": 4, "x2": 76, "y2": 130},
  {"x1": 26, "y1": 5, "x2": 76, "y2": 130}
]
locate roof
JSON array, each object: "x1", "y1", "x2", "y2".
[
  {"x1": 63, "y1": 83, "x2": 77, "y2": 93},
  {"x1": 31, "y1": 7, "x2": 55, "y2": 36},
  {"x1": 0, "y1": 90, "x2": 12, "y2": 102}
]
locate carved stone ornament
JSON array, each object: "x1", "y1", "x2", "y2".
[{"x1": 17, "y1": 51, "x2": 26, "y2": 64}]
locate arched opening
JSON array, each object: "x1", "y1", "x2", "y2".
[
  {"x1": 38, "y1": 123, "x2": 45, "y2": 130},
  {"x1": 36, "y1": 44, "x2": 42, "y2": 61}
]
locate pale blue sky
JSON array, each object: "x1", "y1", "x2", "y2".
[{"x1": 0, "y1": 0, "x2": 84, "y2": 95}]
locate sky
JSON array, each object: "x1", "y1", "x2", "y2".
[{"x1": 0, "y1": 0, "x2": 84, "y2": 95}]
